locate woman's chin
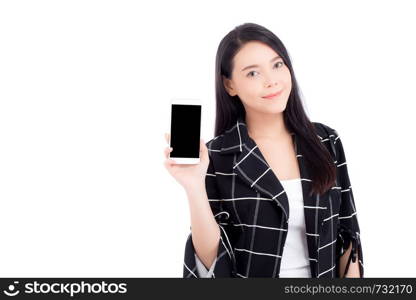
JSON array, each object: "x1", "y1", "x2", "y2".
[{"x1": 261, "y1": 102, "x2": 288, "y2": 113}]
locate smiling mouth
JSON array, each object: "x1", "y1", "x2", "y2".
[{"x1": 262, "y1": 90, "x2": 283, "y2": 99}]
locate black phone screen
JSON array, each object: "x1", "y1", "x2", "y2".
[{"x1": 170, "y1": 104, "x2": 201, "y2": 158}]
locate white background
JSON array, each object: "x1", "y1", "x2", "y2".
[{"x1": 1, "y1": 0, "x2": 415, "y2": 277}]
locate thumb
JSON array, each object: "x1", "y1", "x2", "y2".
[
  {"x1": 200, "y1": 138, "x2": 205, "y2": 152},
  {"x1": 200, "y1": 138, "x2": 207, "y2": 154},
  {"x1": 200, "y1": 138, "x2": 209, "y2": 160}
]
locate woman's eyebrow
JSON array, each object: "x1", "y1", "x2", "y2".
[{"x1": 241, "y1": 55, "x2": 281, "y2": 72}]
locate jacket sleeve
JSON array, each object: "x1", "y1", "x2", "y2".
[
  {"x1": 332, "y1": 131, "x2": 364, "y2": 278},
  {"x1": 183, "y1": 148, "x2": 239, "y2": 278}
]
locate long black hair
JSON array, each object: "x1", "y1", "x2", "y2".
[{"x1": 214, "y1": 22, "x2": 336, "y2": 196}]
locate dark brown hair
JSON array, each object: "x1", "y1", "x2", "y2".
[{"x1": 214, "y1": 22, "x2": 336, "y2": 196}]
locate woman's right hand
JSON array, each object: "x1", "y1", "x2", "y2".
[{"x1": 163, "y1": 133, "x2": 210, "y2": 193}]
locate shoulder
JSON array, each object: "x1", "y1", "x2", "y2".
[
  {"x1": 204, "y1": 134, "x2": 226, "y2": 169},
  {"x1": 311, "y1": 121, "x2": 339, "y2": 139},
  {"x1": 312, "y1": 121, "x2": 344, "y2": 160},
  {"x1": 205, "y1": 134, "x2": 224, "y2": 153},
  {"x1": 203, "y1": 134, "x2": 228, "y2": 174}
]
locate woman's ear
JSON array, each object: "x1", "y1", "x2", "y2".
[{"x1": 222, "y1": 75, "x2": 237, "y2": 97}]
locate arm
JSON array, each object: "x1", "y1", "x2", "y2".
[
  {"x1": 339, "y1": 238, "x2": 361, "y2": 277},
  {"x1": 332, "y1": 130, "x2": 364, "y2": 278},
  {"x1": 183, "y1": 146, "x2": 239, "y2": 278},
  {"x1": 186, "y1": 183, "x2": 221, "y2": 272}
]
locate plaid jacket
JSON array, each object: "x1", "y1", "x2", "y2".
[{"x1": 183, "y1": 117, "x2": 364, "y2": 278}]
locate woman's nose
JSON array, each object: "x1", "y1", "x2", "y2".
[
  {"x1": 264, "y1": 78, "x2": 278, "y2": 88},
  {"x1": 264, "y1": 72, "x2": 278, "y2": 87}
]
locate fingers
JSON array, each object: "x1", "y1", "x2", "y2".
[
  {"x1": 164, "y1": 158, "x2": 175, "y2": 169},
  {"x1": 163, "y1": 133, "x2": 177, "y2": 168},
  {"x1": 164, "y1": 146, "x2": 176, "y2": 168},
  {"x1": 164, "y1": 133, "x2": 206, "y2": 165},
  {"x1": 164, "y1": 146, "x2": 173, "y2": 158}
]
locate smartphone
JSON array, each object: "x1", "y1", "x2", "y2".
[{"x1": 168, "y1": 98, "x2": 202, "y2": 164}]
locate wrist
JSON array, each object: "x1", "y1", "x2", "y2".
[{"x1": 185, "y1": 183, "x2": 206, "y2": 196}]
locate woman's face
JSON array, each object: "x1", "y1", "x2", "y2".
[{"x1": 223, "y1": 41, "x2": 292, "y2": 116}]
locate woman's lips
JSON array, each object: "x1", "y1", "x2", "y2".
[{"x1": 262, "y1": 90, "x2": 283, "y2": 99}]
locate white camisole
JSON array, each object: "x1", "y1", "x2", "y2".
[{"x1": 278, "y1": 177, "x2": 311, "y2": 277}]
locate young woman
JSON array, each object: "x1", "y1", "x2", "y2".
[{"x1": 164, "y1": 23, "x2": 363, "y2": 278}]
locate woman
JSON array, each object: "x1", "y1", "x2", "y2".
[{"x1": 164, "y1": 23, "x2": 363, "y2": 278}]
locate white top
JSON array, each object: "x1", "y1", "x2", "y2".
[
  {"x1": 194, "y1": 178, "x2": 311, "y2": 278},
  {"x1": 278, "y1": 178, "x2": 311, "y2": 277}
]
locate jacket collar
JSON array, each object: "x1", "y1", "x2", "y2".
[{"x1": 218, "y1": 117, "x2": 329, "y2": 256}]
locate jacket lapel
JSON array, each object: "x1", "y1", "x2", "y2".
[{"x1": 219, "y1": 118, "x2": 328, "y2": 259}]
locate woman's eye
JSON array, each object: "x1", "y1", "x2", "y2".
[
  {"x1": 247, "y1": 71, "x2": 258, "y2": 77},
  {"x1": 247, "y1": 61, "x2": 284, "y2": 77},
  {"x1": 274, "y1": 61, "x2": 284, "y2": 68}
]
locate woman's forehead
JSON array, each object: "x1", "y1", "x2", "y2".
[
  {"x1": 234, "y1": 42, "x2": 280, "y2": 71},
  {"x1": 234, "y1": 42, "x2": 280, "y2": 67}
]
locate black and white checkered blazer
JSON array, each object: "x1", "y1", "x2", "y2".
[{"x1": 183, "y1": 117, "x2": 364, "y2": 278}]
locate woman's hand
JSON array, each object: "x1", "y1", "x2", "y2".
[{"x1": 163, "y1": 133, "x2": 210, "y2": 193}]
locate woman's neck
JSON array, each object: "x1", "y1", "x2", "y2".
[{"x1": 246, "y1": 112, "x2": 290, "y2": 141}]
